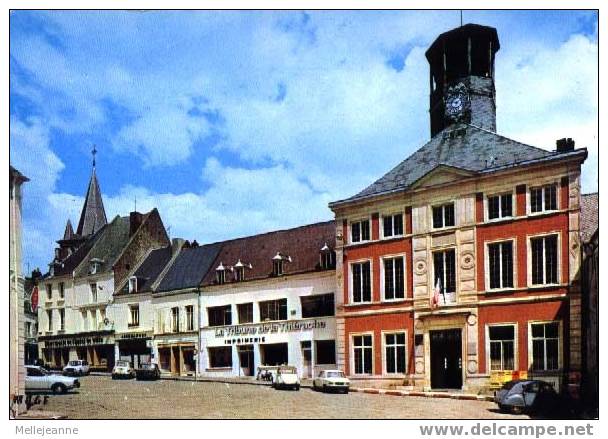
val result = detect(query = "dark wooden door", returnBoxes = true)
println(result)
[430,329,463,389]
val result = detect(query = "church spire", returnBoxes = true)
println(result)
[76,146,107,237]
[63,219,75,240]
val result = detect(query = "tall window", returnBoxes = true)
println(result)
[90,283,97,303]
[91,310,97,330]
[216,268,225,285]
[208,305,232,327]
[185,305,194,331]
[301,294,335,318]
[385,332,406,374]
[237,303,253,324]
[488,241,514,289]
[351,219,370,243]
[353,334,373,374]
[46,284,52,300]
[433,249,456,302]
[531,235,559,285]
[234,266,245,282]
[530,184,558,213]
[432,203,455,229]
[59,282,65,299]
[383,213,404,238]
[82,312,88,331]
[129,305,140,327]
[351,261,372,303]
[171,307,180,332]
[316,340,336,365]
[128,277,137,293]
[488,325,515,371]
[59,309,65,331]
[488,193,513,220]
[273,260,283,276]
[208,347,232,368]
[46,310,53,331]
[259,299,287,321]
[383,256,405,300]
[531,322,560,371]
[320,246,336,269]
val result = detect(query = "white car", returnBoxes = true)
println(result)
[26,366,81,394]
[112,360,135,379]
[313,370,350,393]
[63,359,90,376]
[272,366,300,391]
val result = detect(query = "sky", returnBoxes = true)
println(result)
[9,10,598,274]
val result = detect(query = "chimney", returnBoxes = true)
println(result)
[129,211,144,236]
[171,238,185,255]
[556,138,575,153]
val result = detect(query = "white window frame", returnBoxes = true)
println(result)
[47,310,53,332]
[216,269,225,285]
[349,216,372,244]
[46,284,52,300]
[527,232,561,287]
[528,320,563,372]
[380,211,405,239]
[128,277,137,293]
[485,323,518,372]
[431,247,458,302]
[528,182,559,215]
[90,283,98,303]
[82,311,88,331]
[171,307,180,332]
[59,282,65,299]
[349,258,373,304]
[185,305,195,331]
[430,202,456,230]
[350,332,374,376]
[273,259,283,276]
[58,308,65,331]
[380,253,407,302]
[484,238,517,292]
[485,190,515,222]
[381,330,408,376]
[129,304,140,327]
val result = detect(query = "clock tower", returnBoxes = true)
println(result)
[426,24,500,138]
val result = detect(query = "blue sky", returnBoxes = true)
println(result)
[10,10,598,273]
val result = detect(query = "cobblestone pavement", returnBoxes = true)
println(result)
[32,375,528,419]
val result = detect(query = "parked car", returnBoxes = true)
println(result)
[495,379,559,414]
[135,363,161,381]
[63,359,90,376]
[272,366,300,391]
[26,365,80,394]
[112,360,135,379]
[313,370,350,393]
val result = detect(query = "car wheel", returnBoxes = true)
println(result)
[52,383,67,394]
[323,384,327,393]
[344,388,349,394]
[511,405,524,415]
[295,385,300,391]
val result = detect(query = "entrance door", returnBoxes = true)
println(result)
[238,345,254,376]
[430,329,462,389]
[301,341,312,378]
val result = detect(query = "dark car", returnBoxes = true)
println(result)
[135,363,161,381]
[495,379,559,414]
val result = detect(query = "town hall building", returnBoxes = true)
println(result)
[329,24,588,394]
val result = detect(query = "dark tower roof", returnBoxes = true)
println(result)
[76,168,107,237]
[63,219,75,240]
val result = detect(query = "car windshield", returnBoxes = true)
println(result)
[140,363,155,370]
[279,367,296,373]
[326,371,345,378]
[68,360,81,366]
[116,361,130,367]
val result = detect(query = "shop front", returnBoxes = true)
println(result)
[154,334,197,376]
[200,317,337,379]
[115,331,153,369]
[38,331,115,371]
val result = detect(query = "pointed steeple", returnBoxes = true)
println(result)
[63,219,75,240]
[76,147,107,237]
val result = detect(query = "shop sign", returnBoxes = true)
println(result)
[214,319,327,338]
[45,336,112,348]
[119,332,150,340]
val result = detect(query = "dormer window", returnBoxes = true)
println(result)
[128,277,138,293]
[234,259,251,282]
[272,252,292,276]
[216,262,226,285]
[320,243,336,270]
[89,258,104,275]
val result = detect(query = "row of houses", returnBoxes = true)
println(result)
[35,23,597,397]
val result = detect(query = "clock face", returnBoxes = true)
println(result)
[445,83,469,120]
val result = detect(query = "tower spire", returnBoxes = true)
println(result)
[76,146,107,237]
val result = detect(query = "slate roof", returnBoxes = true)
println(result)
[580,193,599,243]
[200,221,336,287]
[157,243,223,292]
[129,246,174,293]
[52,226,105,277]
[329,123,587,207]
[72,215,131,278]
[76,168,107,237]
